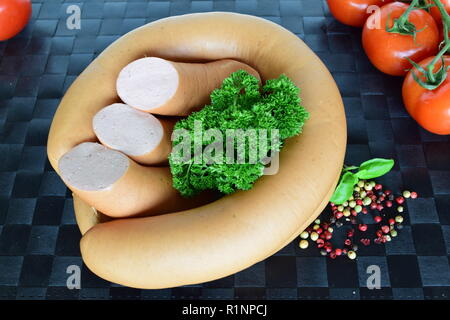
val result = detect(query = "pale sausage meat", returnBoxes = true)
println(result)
[93,103,172,165]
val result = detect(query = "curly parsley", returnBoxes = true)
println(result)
[169,70,309,197]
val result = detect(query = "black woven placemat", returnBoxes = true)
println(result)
[0,0,449,300]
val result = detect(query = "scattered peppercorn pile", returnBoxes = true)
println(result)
[299,179,418,260]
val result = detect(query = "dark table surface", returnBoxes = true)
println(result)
[0,0,449,300]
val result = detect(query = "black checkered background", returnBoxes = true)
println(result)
[0,0,449,300]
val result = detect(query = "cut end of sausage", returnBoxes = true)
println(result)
[116,57,179,112]
[93,103,164,157]
[59,142,129,191]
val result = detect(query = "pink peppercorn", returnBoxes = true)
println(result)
[388,218,395,225]
[377,204,384,211]
[381,225,390,234]
[335,248,342,256]
[386,200,393,208]
[410,192,418,199]
[316,239,324,248]
[375,184,383,190]
[374,216,382,223]
[362,208,368,214]
[358,224,368,232]
[396,196,405,204]
[344,239,352,246]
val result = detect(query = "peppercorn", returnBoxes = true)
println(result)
[385,235,392,242]
[299,240,309,249]
[313,224,320,231]
[395,215,404,223]
[358,224,368,232]
[357,180,365,188]
[385,190,392,195]
[364,183,373,191]
[328,227,334,233]
[354,205,362,214]
[410,191,418,199]
[337,205,344,212]
[396,196,404,204]
[335,211,343,219]
[314,219,321,225]
[351,209,357,217]
[381,225,390,234]
[300,231,309,239]
[360,191,367,198]
[349,200,356,208]
[397,206,404,213]
[347,229,355,237]
[376,230,383,238]
[385,200,393,208]
[376,204,384,211]
[320,249,327,256]
[344,239,352,246]
[316,239,324,248]
[375,184,382,190]
[362,208,368,214]
[370,181,376,187]
[363,197,372,206]
[390,230,397,237]
[402,190,411,199]
[335,248,342,256]
[320,233,326,240]
[343,208,351,217]
[374,216,382,223]
[329,251,337,259]
[354,186,361,192]
[324,231,333,240]
[310,232,319,242]
[370,203,378,210]
[347,251,357,260]
[388,218,395,225]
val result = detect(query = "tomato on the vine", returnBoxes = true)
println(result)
[0,0,32,41]
[402,56,450,135]
[428,0,450,27]
[327,0,394,27]
[362,2,439,76]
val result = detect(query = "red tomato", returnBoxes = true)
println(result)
[402,56,450,135]
[327,0,395,27]
[0,0,32,41]
[362,2,439,76]
[428,0,450,27]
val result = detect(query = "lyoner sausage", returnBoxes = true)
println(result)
[93,103,173,165]
[116,57,261,115]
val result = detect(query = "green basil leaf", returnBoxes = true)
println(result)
[355,158,394,180]
[330,172,358,204]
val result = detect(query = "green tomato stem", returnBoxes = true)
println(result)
[387,0,420,35]
[425,1,450,81]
